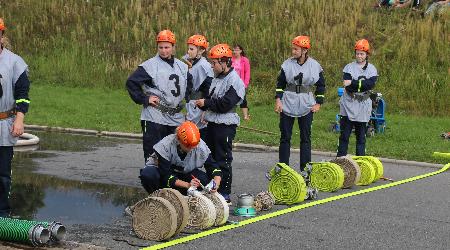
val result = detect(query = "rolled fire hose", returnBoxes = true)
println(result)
[253,191,275,212]
[0,217,50,246]
[151,188,189,235]
[267,163,307,205]
[330,156,361,188]
[204,192,229,226]
[310,162,345,192]
[184,193,217,231]
[132,196,178,241]
[355,159,376,186]
[353,156,383,181]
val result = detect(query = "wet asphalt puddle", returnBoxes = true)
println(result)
[10,131,147,225]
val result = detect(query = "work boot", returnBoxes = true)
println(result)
[220,193,232,206]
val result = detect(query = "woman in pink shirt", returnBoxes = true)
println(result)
[232,44,251,120]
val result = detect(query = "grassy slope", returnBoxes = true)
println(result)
[1,0,449,115]
[27,85,450,164]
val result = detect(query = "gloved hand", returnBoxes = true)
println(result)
[187,186,200,196]
[205,179,217,193]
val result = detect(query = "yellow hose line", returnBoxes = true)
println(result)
[433,152,450,159]
[142,163,450,250]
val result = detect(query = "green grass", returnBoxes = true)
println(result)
[1,0,449,115]
[27,85,450,164]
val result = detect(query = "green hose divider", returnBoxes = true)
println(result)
[309,162,345,192]
[143,164,450,250]
[355,159,376,186]
[0,217,50,246]
[353,156,384,181]
[433,152,450,159]
[267,163,307,205]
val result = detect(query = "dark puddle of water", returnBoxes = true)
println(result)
[9,131,147,225]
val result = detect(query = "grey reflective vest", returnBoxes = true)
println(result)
[204,70,245,125]
[339,61,378,122]
[0,49,28,146]
[186,57,213,129]
[153,134,210,173]
[281,57,323,117]
[139,55,188,126]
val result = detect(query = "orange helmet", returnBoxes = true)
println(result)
[156,30,176,44]
[354,39,370,54]
[292,36,311,49]
[187,35,209,49]
[177,121,200,149]
[0,18,6,31]
[208,44,232,59]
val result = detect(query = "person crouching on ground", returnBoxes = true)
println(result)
[139,121,222,195]
[195,44,245,204]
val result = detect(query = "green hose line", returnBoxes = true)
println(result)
[355,159,376,186]
[353,156,383,181]
[310,162,345,192]
[268,163,307,205]
[433,152,450,159]
[0,217,50,246]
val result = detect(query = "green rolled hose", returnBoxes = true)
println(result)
[268,163,307,205]
[309,162,344,192]
[353,156,383,181]
[0,217,50,246]
[355,159,376,185]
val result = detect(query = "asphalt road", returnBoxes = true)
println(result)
[3,133,449,249]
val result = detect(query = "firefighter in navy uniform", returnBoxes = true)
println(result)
[195,44,245,204]
[0,18,31,217]
[337,39,378,157]
[126,30,193,162]
[275,35,326,171]
[139,121,222,194]
[184,35,214,142]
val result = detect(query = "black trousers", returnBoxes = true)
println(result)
[199,127,208,144]
[337,116,367,157]
[141,120,177,162]
[139,164,209,195]
[205,122,236,195]
[0,146,13,217]
[279,111,313,171]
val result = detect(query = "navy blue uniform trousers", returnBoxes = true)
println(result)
[337,115,367,157]
[0,146,13,217]
[141,120,176,162]
[279,111,313,171]
[205,122,236,195]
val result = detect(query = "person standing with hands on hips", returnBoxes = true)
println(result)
[275,35,325,172]
[337,39,378,157]
[126,29,193,162]
[0,18,31,217]
[195,44,245,204]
